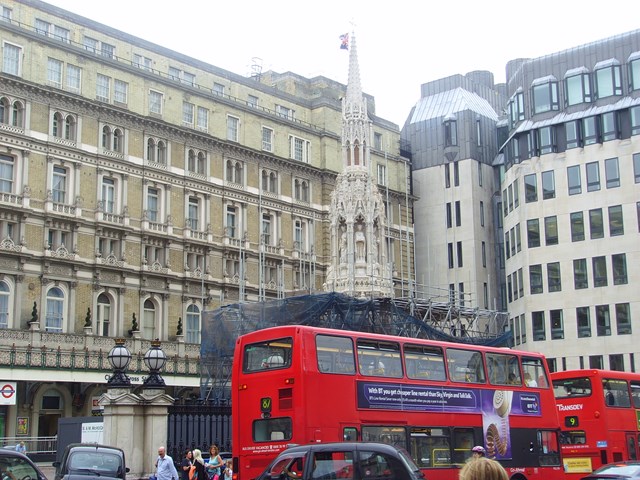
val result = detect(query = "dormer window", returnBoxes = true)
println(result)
[594,59,622,98]
[531,76,559,114]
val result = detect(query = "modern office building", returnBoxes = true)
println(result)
[0,0,413,438]
[404,29,640,371]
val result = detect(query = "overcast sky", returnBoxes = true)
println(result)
[44,0,639,126]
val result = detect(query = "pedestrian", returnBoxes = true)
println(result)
[155,446,179,480]
[471,445,486,459]
[15,441,26,454]
[180,449,193,480]
[223,460,233,480]
[192,450,207,480]
[205,445,223,480]
[460,457,508,480]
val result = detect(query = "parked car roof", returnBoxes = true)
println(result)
[0,448,48,480]
[582,461,640,480]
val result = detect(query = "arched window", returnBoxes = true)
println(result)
[147,138,156,162]
[45,287,64,333]
[102,125,112,149]
[157,141,166,164]
[41,388,63,410]
[143,299,156,339]
[186,304,200,344]
[97,293,111,336]
[0,97,8,123]
[226,160,234,182]
[269,172,277,193]
[188,149,196,172]
[52,112,63,137]
[64,115,76,141]
[234,163,242,183]
[0,281,10,329]
[197,152,205,174]
[11,100,24,127]
[113,128,123,152]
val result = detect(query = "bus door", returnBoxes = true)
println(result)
[626,433,639,460]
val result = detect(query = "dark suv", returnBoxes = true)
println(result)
[0,448,47,480]
[53,443,129,480]
[256,442,423,480]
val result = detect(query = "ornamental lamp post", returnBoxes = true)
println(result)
[107,338,132,387]
[143,339,167,388]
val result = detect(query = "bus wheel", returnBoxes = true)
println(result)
[510,473,527,480]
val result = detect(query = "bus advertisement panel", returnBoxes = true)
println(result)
[551,369,640,479]
[232,326,563,480]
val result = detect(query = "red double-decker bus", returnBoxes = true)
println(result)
[232,325,563,480]
[551,369,640,478]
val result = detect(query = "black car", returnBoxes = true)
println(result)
[582,462,640,480]
[256,442,423,480]
[0,448,47,480]
[53,443,129,480]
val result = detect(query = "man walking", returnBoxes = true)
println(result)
[155,446,179,480]
[15,442,26,454]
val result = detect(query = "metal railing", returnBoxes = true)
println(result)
[1,436,57,455]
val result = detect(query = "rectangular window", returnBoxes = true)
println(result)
[615,303,631,335]
[133,53,153,70]
[596,305,611,336]
[550,310,564,340]
[601,112,618,141]
[444,163,450,188]
[96,74,110,102]
[377,164,387,186]
[603,157,620,189]
[276,105,294,120]
[146,188,159,222]
[633,107,640,136]
[262,127,273,152]
[100,42,115,59]
[538,126,555,154]
[482,241,486,268]
[589,356,603,369]
[544,216,558,245]
[508,185,514,212]
[595,65,622,98]
[592,256,608,287]
[2,42,22,76]
[631,58,640,91]
[532,311,546,341]
[527,219,540,248]
[505,232,510,260]
[516,223,522,252]
[589,208,604,239]
[480,201,485,227]
[573,258,588,289]
[182,102,194,126]
[570,212,585,241]
[52,166,67,203]
[47,57,62,87]
[66,64,81,93]
[518,268,524,297]
[586,161,600,191]
[634,153,640,183]
[478,162,483,186]
[547,262,561,292]
[374,132,383,150]
[612,253,627,285]
[565,73,591,106]
[456,241,463,268]
[227,116,239,142]
[567,165,581,195]
[447,243,454,269]
[446,203,452,228]
[608,205,624,236]
[213,82,225,95]
[577,307,591,338]
[542,170,555,199]
[444,119,457,146]
[532,81,559,114]
[529,264,543,294]
[247,94,258,108]
[583,116,599,145]
[455,201,461,227]
[149,90,163,115]
[187,196,199,230]
[524,174,537,202]
[565,120,581,149]
[197,106,208,130]
[114,79,127,104]
[453,161,459,186]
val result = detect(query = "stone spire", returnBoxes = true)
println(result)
[324,32,393,298]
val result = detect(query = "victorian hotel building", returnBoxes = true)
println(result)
[0,0,413,438]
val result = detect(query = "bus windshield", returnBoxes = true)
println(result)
[552,376,592,398]
[242,337,292,372]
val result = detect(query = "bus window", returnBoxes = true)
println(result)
[486,352,521,386]
[522,357,548,387]
[404,344,446,381]
[446,348,486,383]
[452,428,475,464]
[552,377,591,399]
[603,379,631,407]
[357,340,402,378]
[362,426,407,449]
[243,337,292,373]
[631,381,640,408]
[409,427,451,468]
[316,334,356,374]
[253,417,292,442]
[560,430,586,444]
[537,430,561,466]
[343,427,359,441]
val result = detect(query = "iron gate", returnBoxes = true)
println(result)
[167,403,232,459]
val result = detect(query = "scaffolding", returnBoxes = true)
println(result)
[200,292,511,402]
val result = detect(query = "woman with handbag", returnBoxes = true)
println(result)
[205,445,223,480]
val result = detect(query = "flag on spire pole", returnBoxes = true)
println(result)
[339,33,349,50]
